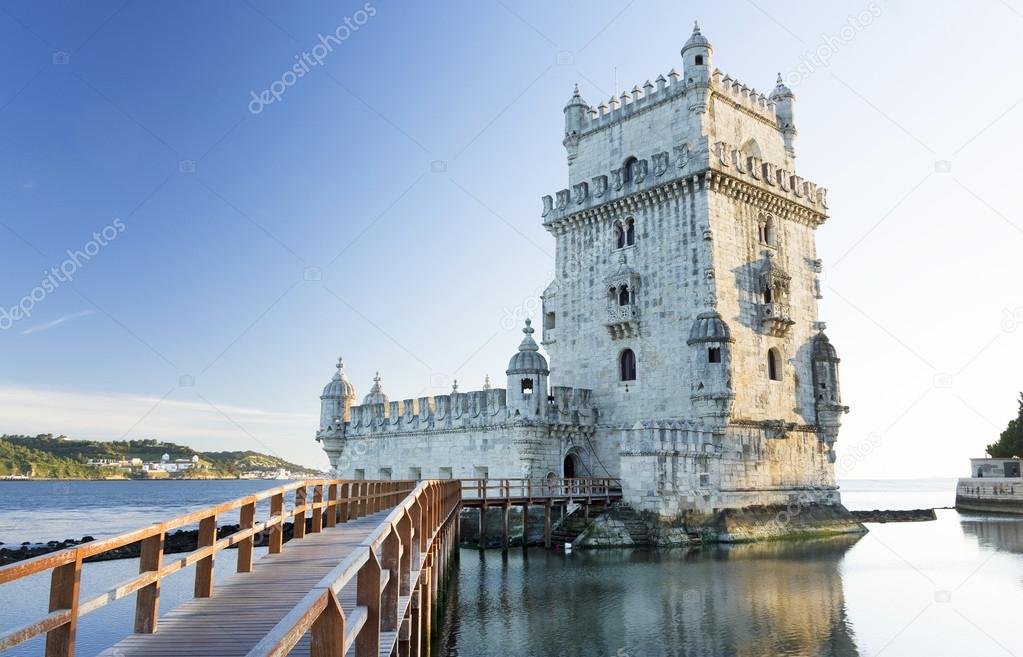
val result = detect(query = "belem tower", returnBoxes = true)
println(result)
[316,24,854,527]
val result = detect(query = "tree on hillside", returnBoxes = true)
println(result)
[987,392,1023,459]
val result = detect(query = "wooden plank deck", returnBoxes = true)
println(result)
[99,509,394,657]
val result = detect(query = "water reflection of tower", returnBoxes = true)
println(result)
[636,538,861,657]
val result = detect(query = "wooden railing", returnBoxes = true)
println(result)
[0,479,414,657]
[247,479,460,657]
[459,477,621,505]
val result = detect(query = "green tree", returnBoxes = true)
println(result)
[987,392,1023,458]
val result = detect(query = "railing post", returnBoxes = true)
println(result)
[355,550,381,657]
[327,483,338,528]
[380,527,401,632]
[194,513,217,598]
[339,482,350,523]
[312,484,324,533]
[238,500,256,573]
[397,510,413,596]
[310,589,346,657]
[269,493,284,554]
[134,530,164,633]
[295,486,308,539]
[44,552,82,657]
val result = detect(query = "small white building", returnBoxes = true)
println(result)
[968,458,1021,479]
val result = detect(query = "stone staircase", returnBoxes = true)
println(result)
[604,505,654,545]
[550,505,598,545]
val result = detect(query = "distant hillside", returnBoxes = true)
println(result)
[0,434,324,480]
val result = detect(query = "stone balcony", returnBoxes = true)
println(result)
[606,304,640,339]
[758,302,794,336]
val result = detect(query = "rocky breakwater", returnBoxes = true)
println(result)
[0,519,318,566]
[850,508,937,523]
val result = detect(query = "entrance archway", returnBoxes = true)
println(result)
[563,452,577,479]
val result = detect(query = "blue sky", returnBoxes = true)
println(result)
[0,0,1021,477]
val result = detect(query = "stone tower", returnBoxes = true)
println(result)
[540,22,847,515]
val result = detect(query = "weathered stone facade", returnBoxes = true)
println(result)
[316,24,851,523]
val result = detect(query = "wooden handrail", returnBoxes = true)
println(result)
[245,480,461,657]
[0,478,417,656]
[1,476,609,656]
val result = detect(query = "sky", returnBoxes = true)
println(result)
[0,0,1021,479]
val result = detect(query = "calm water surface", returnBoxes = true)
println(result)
[1,478,1019,657]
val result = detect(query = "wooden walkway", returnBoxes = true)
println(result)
[0,478,611,657]
[99,510,391,657]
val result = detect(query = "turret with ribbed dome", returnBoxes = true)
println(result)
[506,319,549,419]
[681,21,712,112]
[770,72,798,157]
[563,83,589,162]
[362,371,389,406]
[319,357,356,430]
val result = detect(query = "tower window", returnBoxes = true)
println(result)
[521,378,534,394]
[623,157,637,184]
[544,312,556,330]
[613,221,625,249]
[620,349,637,381]
[708,347,721,363]
[764,286,773,303]
[618,284,630,306]
[694,55,704,65]
[767,348,781,381]
[625,218,636,246]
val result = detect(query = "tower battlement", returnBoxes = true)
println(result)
[320,380,597,439]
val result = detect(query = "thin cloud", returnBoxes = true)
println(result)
[0,384,325,469]
[21,310,96,335]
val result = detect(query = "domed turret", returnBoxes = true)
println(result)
[681,21,713,113]
[811,331,848,462]
[770,73,797,158]
[320,357,357,430]
[687,311,734,424]
[507,319,549,375]
[563,83,589,161]
[687,311,733,345]
[506,319,549,419]
[362,371,389,406]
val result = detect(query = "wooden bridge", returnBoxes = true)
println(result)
[0,477,620,657]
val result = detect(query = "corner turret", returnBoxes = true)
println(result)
[317,357,357,472]
[811,331,848,462]
[563,83,588,162]
[770,73,797,158]
[687,311,735,425]
[506,319,549,419]
[681,21,712,113]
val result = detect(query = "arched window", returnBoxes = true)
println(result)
[620,349,637,381]
[625,218,636,246]
[544,312,556,330]
[521,378,534,394]
[618,284,630,306]
[613,221,625,249]
[623,157,637,184]
[608,286,617,304]
[767,348,781,381]
[764,285,773,304]
[762,216,776,246]
[708,347,722,363]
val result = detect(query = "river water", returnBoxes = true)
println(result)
[2,478,1021,657]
